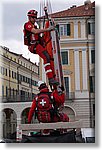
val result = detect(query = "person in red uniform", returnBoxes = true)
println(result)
[51,86,69,122]
[28,81,69,124]
[23,10,59,86]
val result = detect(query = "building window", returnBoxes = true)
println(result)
[13,88,15,96]
[88,22,95,35]
[91,50,95,64]
[2,85,4,96]
[9,87,11,96]
[61,51,68,65]
[89,76,95,93]
[11,71,16,79]
[23,76,25,82]
[14,58,16,62]
[6,86,8,96]
[26,77,27,83]
[19,74,22,82]
[9,70,11,77]
[0,67,7,76]
[0,67,2,74]
[59,24,70,36]
[12,71,13,78]
[6,69,7,76]
[56,24,60,35]
[14,72,17,79]
[64,77,69,96]
[93,104,95,116]
[1,67,4,75]
[12,71,14,78]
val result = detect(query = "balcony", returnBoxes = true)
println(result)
[1,92,75,103]
[0,95,34,103]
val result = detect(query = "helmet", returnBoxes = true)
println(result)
[38,81,47,90]
[27,10,38,17]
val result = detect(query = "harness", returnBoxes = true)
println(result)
[24,23,51,48]
[24,23,40,47]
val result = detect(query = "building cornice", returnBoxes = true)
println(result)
[60,38,95,44]
[54,16,95,22]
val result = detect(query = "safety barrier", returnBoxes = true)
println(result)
[16,120,83,141]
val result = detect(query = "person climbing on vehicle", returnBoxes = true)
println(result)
[23,10,59,86]
[28,81,69,124]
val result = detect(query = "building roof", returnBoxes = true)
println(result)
[0,46,38,67]
[50,1,95,18]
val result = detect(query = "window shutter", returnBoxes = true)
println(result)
[64,77,69,96]
[89,76,93,93]
[56,24,60,37]
[88,22,91,34]
[67,24,70,36]
[56,24,59,32]
[2,85,4,96]
[91,50,95,64]
[61,51,68,65]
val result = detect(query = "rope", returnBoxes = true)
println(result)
[39,0,52,16]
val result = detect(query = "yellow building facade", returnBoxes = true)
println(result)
[39,1,95,127]
[0,46,39,101]
[0,1,95,139]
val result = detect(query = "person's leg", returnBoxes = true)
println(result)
[36,44,59,85]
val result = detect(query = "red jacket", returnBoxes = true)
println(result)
[24,21,39,45]
[28,87,65,123]
[52,89,65,107]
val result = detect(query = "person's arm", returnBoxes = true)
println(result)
[28,99,36,123]
[31,26,55,34]
[53,89,65,104]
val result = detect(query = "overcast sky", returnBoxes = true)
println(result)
[0,0,95,63]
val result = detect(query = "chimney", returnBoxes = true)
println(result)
[70,5,77,9]
[84,0,91,5]
[84,0,91,10]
